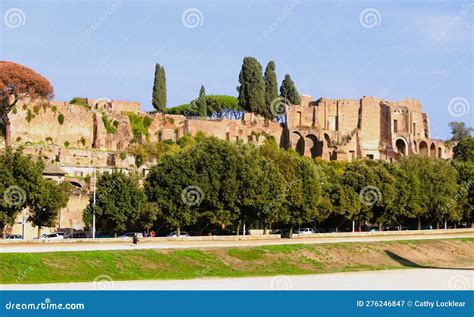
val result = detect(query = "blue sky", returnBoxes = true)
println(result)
[1,0,472,139]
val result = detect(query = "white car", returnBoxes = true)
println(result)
[39,233,64,240]
[167,231,190,237]
[295,228,315,235]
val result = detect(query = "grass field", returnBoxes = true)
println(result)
[2,238,473,284]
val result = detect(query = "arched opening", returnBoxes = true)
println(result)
[306,134,323,158]
[430,143,436,157]
[419,141,428,155]
[438,147,442,159]
[395,138,407,156]
[293,132,305,156]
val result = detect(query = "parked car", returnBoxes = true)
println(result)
[66,232,88,239]
[119,232,143,239]
[39,233,64,240]
[167,231,190,237]
[55,232,70,238]
[294,228,315,235]
[6,234,23,240]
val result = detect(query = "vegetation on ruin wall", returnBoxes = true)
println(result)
[127,112,152,143]
[101,113,117,134]
[69,97,88,107]
[1,238,472,284]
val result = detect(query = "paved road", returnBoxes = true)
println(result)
[2,269,472,290]
[1,232,473,253]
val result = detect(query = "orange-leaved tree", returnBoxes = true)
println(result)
[0,61,54,146]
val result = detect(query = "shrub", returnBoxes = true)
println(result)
[119,152,127,160]
[33,105,41,115]
[80,137,86,147]
[26,109,35,123]
[12,107,17,114]
[52,106,57,113]
[58,113,65,125]
[15,136,21,142]
[64,141,70,147]
[70,97,88,107]
[101,113,116,134]
[127,113,152,143]
[45,137,53,143]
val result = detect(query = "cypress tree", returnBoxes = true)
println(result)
[197,85,207,118]
[237,57,265,116]
[152,64,167,112]
[264,61,278,119]
[280,74,301,105]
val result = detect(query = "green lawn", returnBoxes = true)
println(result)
[1,238,473,284]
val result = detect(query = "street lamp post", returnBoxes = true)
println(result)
[92,168,96,239]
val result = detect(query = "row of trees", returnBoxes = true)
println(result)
[0,148,70,238]
[83,133,474,236]
[153,57,301,120]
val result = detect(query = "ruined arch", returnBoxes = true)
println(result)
[306,134,323,158]
[419,141,428,155]
[430,143,436,157]
[395,138,407,156]
[292,131,305,156]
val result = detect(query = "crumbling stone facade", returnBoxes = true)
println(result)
[6,94,452,173]
[2,95,452,236]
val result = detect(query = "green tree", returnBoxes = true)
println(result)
[452,161,474,227]
[264,61,278,119]
[453,136,474,162]
[400,156,460,229]
[145,151,201,236]
[387,164,423,229]
[152,63,166,112]
[341,161,381,231]
[237,57,266,115]
[280,74,301,105]
[0,148,45,237]
[28,180,70,238]
[449,121,473,141]
[84,171,156,236]
[197,85,207,118]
